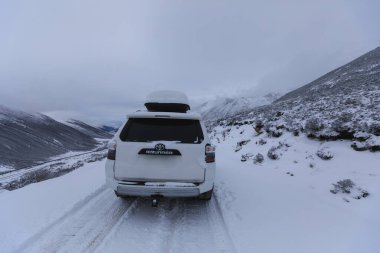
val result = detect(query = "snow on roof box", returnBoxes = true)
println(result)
[144,90,190,113]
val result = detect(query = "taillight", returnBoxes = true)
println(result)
[205,144,215,163]
[107,140,117,160]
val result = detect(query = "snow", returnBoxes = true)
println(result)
[145,90,190,105]
[0,161,105,252]
[1,124,380,252]
[212,124,380,253]
[0,165,13,173]
[0,104,47,123]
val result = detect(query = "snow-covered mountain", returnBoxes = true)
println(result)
[0,105,110,170]
[214,46,380,151]
[99,125,119,134]
[65,119,113,139]
[193,93,281,122]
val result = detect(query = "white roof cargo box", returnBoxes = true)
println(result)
[144,90,190,113]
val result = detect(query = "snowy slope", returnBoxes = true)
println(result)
[211,124,380,253]
[214,47,380,151]
[99,125,119,134]
[65,119,112,139]
[0,105,108,170]
[193,93,280,122]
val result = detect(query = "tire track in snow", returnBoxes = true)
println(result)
[97,196,236,253]
[16,187,137,253]
[207,195,237,253]
[16,188,236,253]
[95,198,186,253]
[166,197,236,253]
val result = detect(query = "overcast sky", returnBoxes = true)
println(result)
[1,0,380,124]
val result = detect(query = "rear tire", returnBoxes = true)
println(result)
[199,187,213,200]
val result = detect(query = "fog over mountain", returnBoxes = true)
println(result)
[194,93,281,122]
[1,0,380,124]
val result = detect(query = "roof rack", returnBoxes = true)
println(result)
[144,90,190,113]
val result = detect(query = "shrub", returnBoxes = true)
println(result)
[235,140,250,152]
[267,146,280,160]
[332,112,353,134]
[253,153,264,164]
[305,118,324,135]
[241,153,253,162]
[257,138,267,145]
[368,122,380,136]
[330,179,355,194]
[316,147,334,160]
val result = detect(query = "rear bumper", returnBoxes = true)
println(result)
[105,159,215,198]
[116,183,200,197]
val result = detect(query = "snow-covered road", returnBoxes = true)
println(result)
[18,186,129,253]
[16,187,235,253]
[97,193,235,253]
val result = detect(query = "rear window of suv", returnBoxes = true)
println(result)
[120,118,204,144]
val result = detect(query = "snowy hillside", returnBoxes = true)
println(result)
[99,125,119,134]
[0,105,109,171]
[65,119,112,139]
[193,93,280,122]
[213,47,380,151]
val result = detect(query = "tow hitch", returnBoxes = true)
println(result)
[151,195,161,207]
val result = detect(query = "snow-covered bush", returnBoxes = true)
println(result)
[221,128,231,140]
[268,127,283,138]
[353,131,371,141]
[368,122,380,136]
[330,179,355,194]
[264,122,284,138]
[351,135,380,151]
[316,147,334,160]
[331,112,354,137]
[235,140,250,152]
[266,142,289,160]
[257,138,267,145]
[267,146,280,160]
[330,179,370,200]
[255,119,264,130]
[241,153,254,162]
[305,118,324,136]
[253,153,264,164]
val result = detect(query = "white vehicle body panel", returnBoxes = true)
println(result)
[114,141,205,182]
[105,111,215,198]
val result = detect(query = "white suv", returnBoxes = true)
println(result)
[105,91,215,200]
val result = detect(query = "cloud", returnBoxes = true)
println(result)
[0,0,379,123]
